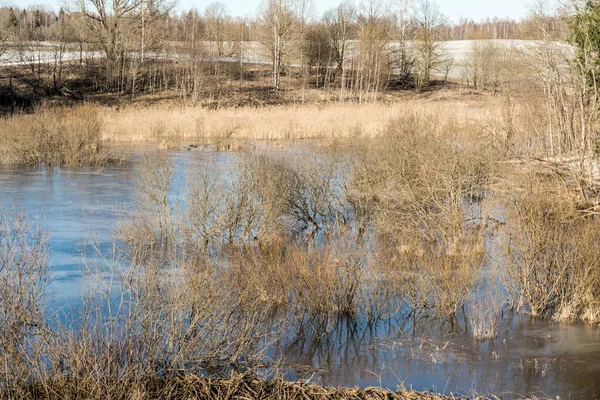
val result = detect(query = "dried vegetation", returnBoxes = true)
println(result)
[0,105,118,166]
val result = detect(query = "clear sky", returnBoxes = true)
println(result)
[9,0,531,22]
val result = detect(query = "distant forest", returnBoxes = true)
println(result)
[0,4,566,44]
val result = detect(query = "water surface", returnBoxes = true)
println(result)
[1,145,599,399]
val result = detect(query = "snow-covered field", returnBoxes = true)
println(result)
[0,48,104,67]
[0,39,569,82]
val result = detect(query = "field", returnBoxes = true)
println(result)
[0,39,549,83]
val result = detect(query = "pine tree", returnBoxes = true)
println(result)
[570,1,600,90]
[7,8,19,29]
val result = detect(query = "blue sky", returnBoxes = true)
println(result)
[11,0,531,22]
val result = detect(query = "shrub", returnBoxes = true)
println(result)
[0,105,117,167]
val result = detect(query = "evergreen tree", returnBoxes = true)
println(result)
[7,8,19,29]
[570,1,600,90]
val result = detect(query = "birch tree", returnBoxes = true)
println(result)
[257,0,299,90]
[75,0,172,89]
[355,0,392,101]
[323,1,356,84]
[413,0,447,91]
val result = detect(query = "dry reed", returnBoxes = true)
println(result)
[0,105,118,166]
[14,373,462,400]
[97,91,501,142]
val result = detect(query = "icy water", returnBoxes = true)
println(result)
[1,146,600,399]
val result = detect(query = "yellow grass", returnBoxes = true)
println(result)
[100,91,501,143]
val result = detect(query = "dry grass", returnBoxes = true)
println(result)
[467,286,503,340]
[16,373,464,400]
[102,102,398,142]
[0,88,508,155]
[0,105,118,166]
[98,90,502,142]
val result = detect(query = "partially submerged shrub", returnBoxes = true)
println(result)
[349,112,493,243]
[501,184,600,322]
[120,155,175,263]
[0,105,117,167]
[348,113,493,317]
[0,211,50,396]
[381,230,485,319]
[467,286,504,340]
[222,225,375,324]
[176,150,351,258]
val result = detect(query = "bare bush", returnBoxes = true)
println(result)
[120,154,175,263]
[348,112,494,317]
[501,182,600,322]
[0,105,116,166]
[282,153,350,237]
[349,112,493,242]
[501,191,575,316]
[221,223,373,324]
[389,231,485,318]
[0,210,50,396]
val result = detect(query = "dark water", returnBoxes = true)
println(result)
[1,146,599,399]
[281,314,600,399]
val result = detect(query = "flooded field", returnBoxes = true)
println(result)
[1,144,600,399]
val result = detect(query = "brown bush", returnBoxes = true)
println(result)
[0,210,50,397]
[0,105,117,166]
[501,183,600,322]
[349,112,494,242]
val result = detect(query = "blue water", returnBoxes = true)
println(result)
[1,145,599,399]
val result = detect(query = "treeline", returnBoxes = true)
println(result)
[0,5,566,44]
[0,0,567,104]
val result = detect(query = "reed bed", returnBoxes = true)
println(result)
[102,103,404,142]
[0,89,505,167]
[0,105,118,166]
[99,93,498,142]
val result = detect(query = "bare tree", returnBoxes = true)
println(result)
[354,0,392,101]
[204,1,230,81]
[323,1,356,98]
[297,0,314,97]
[0,10,9,60]
[205,2,229,59]
[76,0,137,84]
[389,0,415,83]
[257,0,299,90]
[303,23,332,87]
[464,40,509,93]
[75,0,173,90]
[413,0,448,91]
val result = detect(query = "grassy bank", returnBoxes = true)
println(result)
[18,373,461,400]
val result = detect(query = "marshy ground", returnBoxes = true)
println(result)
[2,40,600,399]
